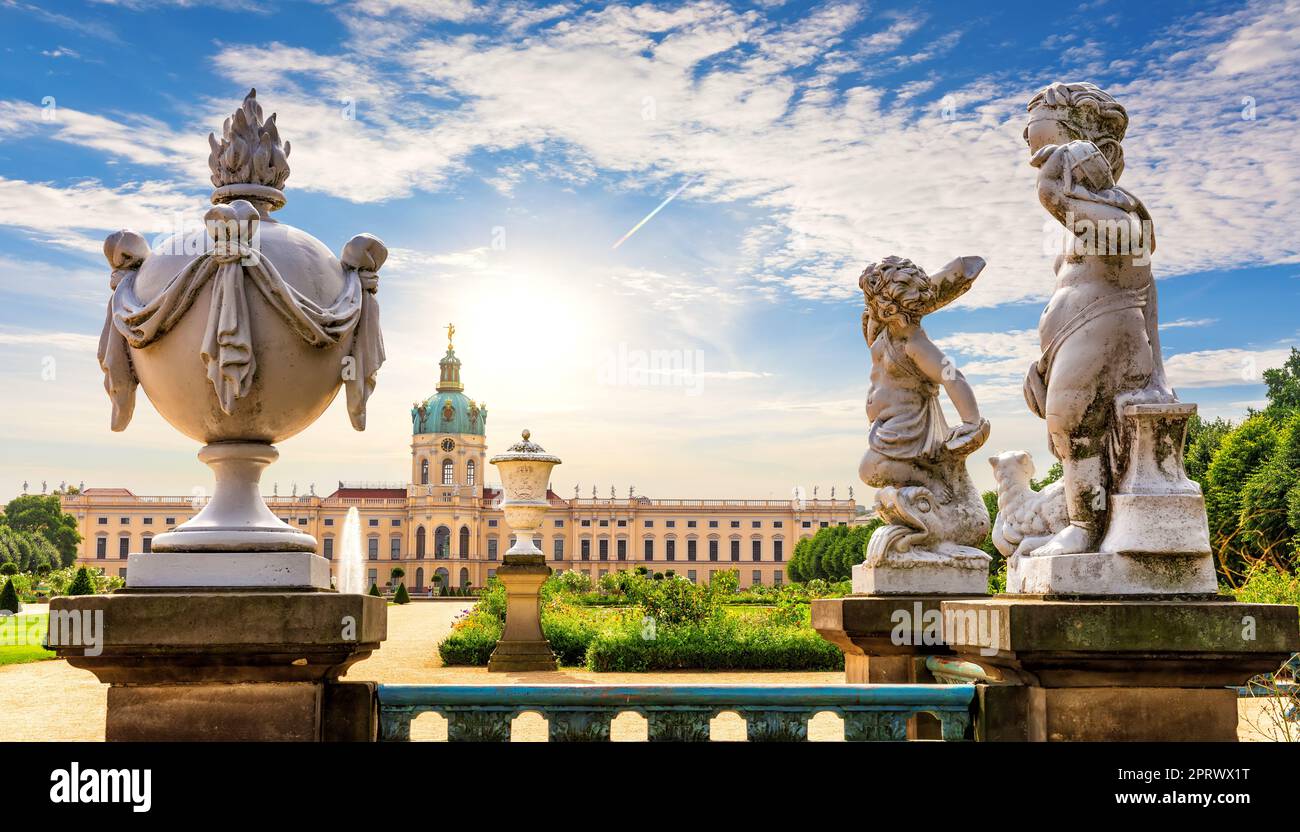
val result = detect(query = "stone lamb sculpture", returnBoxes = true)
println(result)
[988,451,1069,560]
[854,255,992,595]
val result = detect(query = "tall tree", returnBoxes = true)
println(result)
[1262,347,1300,415]
[2,495,80,567]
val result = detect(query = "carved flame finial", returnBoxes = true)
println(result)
[208,89,291,210]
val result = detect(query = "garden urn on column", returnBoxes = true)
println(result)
[488,430,561,672]
[49,90,389,742]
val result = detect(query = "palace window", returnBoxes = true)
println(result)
[752,570,762,586]
[801,520,812,529]
[752,540,762,561]
[581,519,591,527]
[165,517,176,526]
[644,520,654,528]
[774,540,784,562]
[420,459,429,484]
[617,539,627,561]
[752,520,761,528]
[390,538,401,559]
[774,570,784,586]
[730,520,740,528]
[120,517,129,525]
[686,520,697,528]
[708,520,718,528]
[488,519,498,527]
[730,540,740,562]
[554,520,564,528]
[415,526,426,558]
[708,540,718,561]
[599,539,609,561]
[141,535,152,554]
[820,521,829,528]
[666,540,676,561]
[553,538,564,560]
[442,459,454,486]
[687,540,697,561]
[617,519,626,527]
[466,460,476,486]
[118,536,130,558]
[97,517,107,525]
[367,538,379,560]
[369,518,378,527]
[324,518,334,526]
[581,539,591,561]
[773,521,783,529]
[488,538,499,561]
[643,539,653,561]
[392,519,401,527]
[142,517,153,525]
[323,537,334,559]
[95,537,106,559]
[434,526,450,559]
[666,520,676,528]
[459,526,471,559]
[599,520,608,527]
[686,570,697,584]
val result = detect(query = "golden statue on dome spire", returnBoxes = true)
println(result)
[446,322,455,350]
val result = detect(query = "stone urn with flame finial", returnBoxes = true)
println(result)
[96,89,388,589]
[488,430,562,671]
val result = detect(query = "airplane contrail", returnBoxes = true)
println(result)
[611,174,701,250]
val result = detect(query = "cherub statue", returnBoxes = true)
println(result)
[1021,81,1177,557]
[857,255,992,579]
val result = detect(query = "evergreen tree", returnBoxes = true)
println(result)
[1,494,81,566]
[393,582,411,604]
[0,577,20,613]
[66,567,96,596]
[368,582,381,597]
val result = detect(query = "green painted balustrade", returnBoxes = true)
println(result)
[377,683,975,742]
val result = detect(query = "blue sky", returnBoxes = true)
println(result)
[1,0,1298,501]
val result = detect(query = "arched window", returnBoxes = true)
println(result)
[459,525,471,559]
[459,566,470,588]
[434,525,451,559]
[415,567,424,590]
[466,459,476,487]
[415,526,426,558]
[420,459,429,484]
[442,459,455,486]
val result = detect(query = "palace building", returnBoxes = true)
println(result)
[61,335,859,592]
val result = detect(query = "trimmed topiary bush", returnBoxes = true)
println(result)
[368,582,381,597]
[394,583,411,604]
[0,577,21,613]
[66,567,96,596]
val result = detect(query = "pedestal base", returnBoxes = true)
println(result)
[852,560,989,595]
[1007,550,1217,596]
[488,554,557,672]
[49,591,387,741]
[127,550,332,590]
[940,597,1299,741]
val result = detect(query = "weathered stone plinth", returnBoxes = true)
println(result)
[852,561,989,595]
[813,594,984,738]
[50,590,386,741]
[488,554,557,672]
[940,597,1299,741]
[1008,550,1217,596]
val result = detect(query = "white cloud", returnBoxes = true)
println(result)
[1165,346,1294,388]
[1159,317,1218,330]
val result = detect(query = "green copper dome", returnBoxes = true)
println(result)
[411,339,487,435]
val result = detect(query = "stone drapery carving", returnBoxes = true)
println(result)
[97,201,386,431]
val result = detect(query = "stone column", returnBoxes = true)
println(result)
[488,430,561,672]
[61,89,390,741]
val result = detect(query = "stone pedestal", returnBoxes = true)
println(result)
[488,555,557,672]
[852,561,988,595]
[813,594,984,739]
[940,597,1299,741]
[49,591,386,741]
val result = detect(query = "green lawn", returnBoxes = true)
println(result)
[0,615,55,666]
